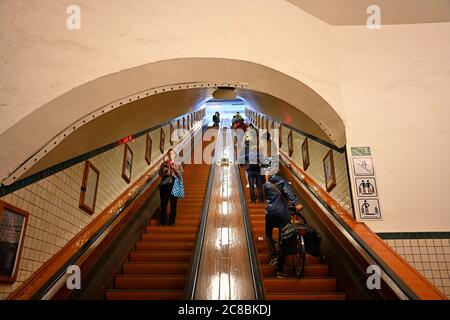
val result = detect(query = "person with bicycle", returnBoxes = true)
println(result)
[263,174,303,278]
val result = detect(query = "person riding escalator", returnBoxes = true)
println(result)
[264,174,303,278]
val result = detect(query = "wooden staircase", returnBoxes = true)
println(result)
[239,167,346,300]
[105,140,211,300]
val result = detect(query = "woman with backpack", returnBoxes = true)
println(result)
[158,148,184,226]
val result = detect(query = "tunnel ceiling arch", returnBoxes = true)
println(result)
[0,58,346,185]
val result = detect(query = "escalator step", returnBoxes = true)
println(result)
[129,251,192,262]
[105,290,185,300]
[122,262,189,275]
[264,277,337,293]
[115,275,187,290]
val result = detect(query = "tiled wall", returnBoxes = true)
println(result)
[283,127,353,217]
[380,233,450,298]
[0,116,199,299]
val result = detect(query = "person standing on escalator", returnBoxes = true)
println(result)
[264,174,303,278]
[158,148,184,226]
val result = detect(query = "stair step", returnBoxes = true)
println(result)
[149,219,199,227]
[265,292,346,300]
[264,277,337,293]
[146,226,197,234]
[141,234,196,242]
[115,275,187,290]
[258,254,322,265]
[105,290,185,300]
[122,262,189,275]
[135,242,194,251]
[260,264,328,277]
[129,251,192,262]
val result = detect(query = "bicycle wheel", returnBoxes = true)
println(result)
[291,236,306,277]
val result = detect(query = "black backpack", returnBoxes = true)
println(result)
[298,223,323,257]
[279,222,323,257]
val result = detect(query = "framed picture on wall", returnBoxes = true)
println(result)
[323,150,337,192]
[160,126,165,154]
[79,160,100,215]
[279,124,282,148]
[302,138,310,171]
[121,144,134,184]
[145,134,152,165]
[0,201,29,283]
[170,123,174,146]
[287,130,294,157]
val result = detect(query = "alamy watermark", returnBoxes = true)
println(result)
[366,264,381,290]
[66,265,81,290]
[367,5,381,30]
[66,5,81,30]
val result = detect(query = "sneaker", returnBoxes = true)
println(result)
[276,272,288,279]
[269,257,278,266]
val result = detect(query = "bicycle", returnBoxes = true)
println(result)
[279,206,308,278]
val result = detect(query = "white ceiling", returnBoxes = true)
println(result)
[287,0,450,25]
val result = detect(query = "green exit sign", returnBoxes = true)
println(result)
[351,147,371,156]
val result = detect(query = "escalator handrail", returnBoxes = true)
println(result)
[234,164,265,300]
[278,153,420,300]
[184,127,217,300]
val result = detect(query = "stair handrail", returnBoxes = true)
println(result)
[184,127,218,300]
[234,164,265,300]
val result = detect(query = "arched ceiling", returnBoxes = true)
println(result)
[0,58,346,186]
[287,0,450,25]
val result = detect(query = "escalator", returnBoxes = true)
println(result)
[238,167,347,300]
[105,138,211,300]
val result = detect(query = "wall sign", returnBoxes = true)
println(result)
[358,199,381,219]
[350,146,382,220]
[352,157,374,176]
[355,177,378,197]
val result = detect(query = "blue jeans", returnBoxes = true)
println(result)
[248,170,263,202]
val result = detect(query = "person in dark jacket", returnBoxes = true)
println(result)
[264,174,303,277]
[212,112,220,126]
[158,148,184,226]
[246,147,263,203]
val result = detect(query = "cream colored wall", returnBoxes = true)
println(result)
[332,23,450,232]
[0,0,344,134]
[0,117,197,299]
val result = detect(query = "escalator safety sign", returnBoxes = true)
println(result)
[358,199,381,219]
[350,147,382,220]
